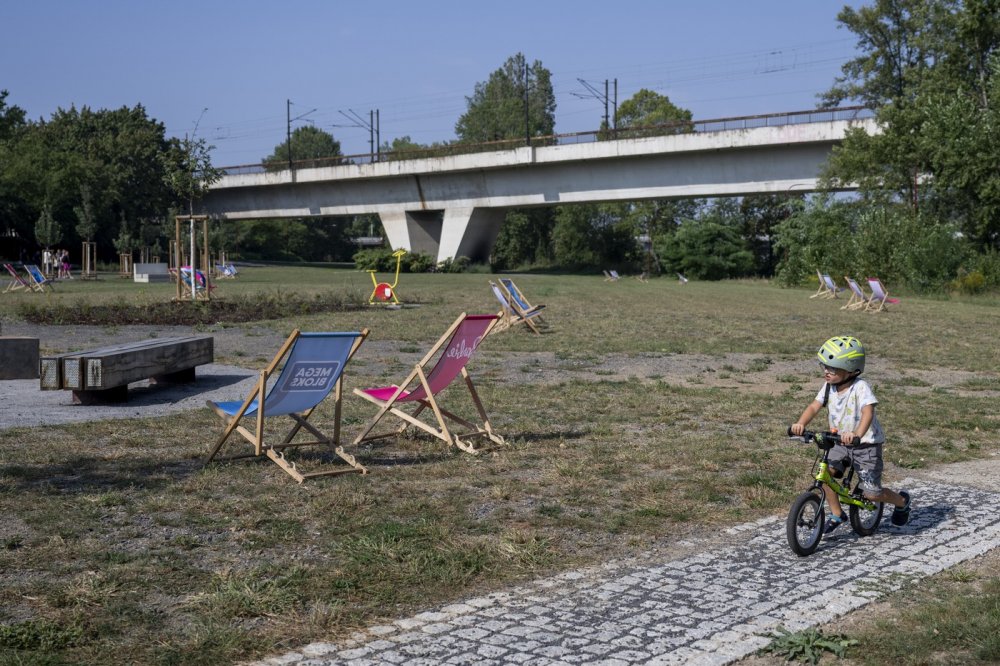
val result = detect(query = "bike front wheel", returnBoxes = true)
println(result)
[849,499,884,536]
[787,491,824,557]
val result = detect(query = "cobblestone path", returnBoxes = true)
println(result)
[256,479,999,665]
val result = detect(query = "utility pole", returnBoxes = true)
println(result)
[336,109,380,162]
[574,78,618,132]
[286,100,316,171]
[524,60,530,146]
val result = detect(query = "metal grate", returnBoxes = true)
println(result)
[86,359,103,389]
[62,359,82,389]
[39,359,61,389]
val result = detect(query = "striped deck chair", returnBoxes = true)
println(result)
[3,263,30,293]
[24,264,54,292]
[500,278,547,329]
[865,277,900,313]
[348,312,504,456]
[205,328,369,482]
[841,277,869,311]
[489,281,542,335]
[810,272,840,299]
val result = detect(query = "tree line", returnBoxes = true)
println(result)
[3,1,999,292]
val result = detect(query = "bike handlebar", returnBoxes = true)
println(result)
[786,427,861,448]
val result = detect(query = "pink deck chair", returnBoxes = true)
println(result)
[3,263,30,293]
[349,312,505,455]
[865,277,900,313]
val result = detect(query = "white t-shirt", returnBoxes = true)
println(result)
[814,378,884,444]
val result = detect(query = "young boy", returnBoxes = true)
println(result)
[790,336,911,535]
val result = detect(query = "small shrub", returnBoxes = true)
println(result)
[951,270,986,295]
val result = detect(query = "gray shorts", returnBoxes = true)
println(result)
[829,442,884,494]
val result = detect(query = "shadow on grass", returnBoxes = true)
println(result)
[0,455,202,493]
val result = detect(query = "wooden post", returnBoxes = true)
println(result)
[119,253,133,278]
[81,241,97,280]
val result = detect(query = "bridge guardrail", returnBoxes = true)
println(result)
[219,106,873,176]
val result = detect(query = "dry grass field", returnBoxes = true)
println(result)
[1,267,998,664]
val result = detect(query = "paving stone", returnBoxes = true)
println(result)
[250,480,999,665]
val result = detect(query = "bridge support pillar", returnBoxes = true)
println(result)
[378,207,505,264]
[440,207,505,264]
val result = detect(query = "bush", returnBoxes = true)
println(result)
[353,248,436,273]
[436,256,471,273]
[16,291,367,326]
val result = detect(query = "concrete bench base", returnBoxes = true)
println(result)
[0,337,40,379]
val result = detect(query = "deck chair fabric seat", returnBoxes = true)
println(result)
[24,264,53,292]
[349,312,504,456]
[206,328,369,482]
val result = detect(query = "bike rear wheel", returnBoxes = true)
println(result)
[787,491,824,556]
[849,499,884,536]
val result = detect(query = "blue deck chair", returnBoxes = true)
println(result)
[24,264,53,293]
[500,278,545,322]
[489,281,542,335]
[498,278,547,333]
[206,328,369,482]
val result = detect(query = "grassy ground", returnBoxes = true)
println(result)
[1,268,998,665]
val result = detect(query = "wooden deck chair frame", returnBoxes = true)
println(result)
[205,328,369,482]
[3,263,30,293]
[348,312,504,457]
[24,264,53,293]
[841,277,869,311]
[499,278,547,330]
[865,277,899,313]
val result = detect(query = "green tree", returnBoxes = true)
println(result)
[614,89,693,138]
[263,125,343,171]
[0,90,29,257]
[162,133,223,218]
[655,200,754,280]
[34,202,62,249]
[739,194,802,277]
[3,104,176,259]
[74,183,98,241]
[490,210,555,270]
[823,0,1000,253]
[455,53,556,144]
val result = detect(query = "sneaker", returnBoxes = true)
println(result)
[824,513,847,535]
[891,490,912,526]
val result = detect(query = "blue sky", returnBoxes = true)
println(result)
[3,1,862,166]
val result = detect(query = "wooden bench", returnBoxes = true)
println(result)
[39,336,214,404]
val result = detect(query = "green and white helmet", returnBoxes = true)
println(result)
[817,336,866,374]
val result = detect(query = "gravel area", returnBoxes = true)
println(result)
[2,321,998,431]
